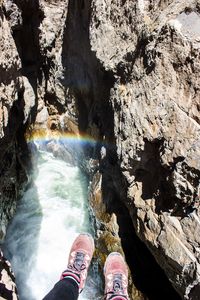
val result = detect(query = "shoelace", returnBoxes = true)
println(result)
[113,274,123,292]
[69,252,86,273]
[105,274,128,300]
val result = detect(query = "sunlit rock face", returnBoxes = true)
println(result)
[89,1,200,299]
[0,4,34,241]
[0,0,200,299]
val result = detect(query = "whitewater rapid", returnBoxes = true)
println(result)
[3,149,101,299]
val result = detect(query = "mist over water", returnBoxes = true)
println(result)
[3,148,102,299]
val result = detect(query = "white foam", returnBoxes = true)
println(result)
[3,150,100,299]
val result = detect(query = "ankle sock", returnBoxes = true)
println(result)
[107,295,128,300]
[61,270,80,287]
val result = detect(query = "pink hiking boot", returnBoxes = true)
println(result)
[61,233,95,293]
[104,252,130,300]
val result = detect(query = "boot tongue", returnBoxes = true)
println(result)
[113,274,123,292]
[73,252,85,271]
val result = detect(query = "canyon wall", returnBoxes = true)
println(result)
[89,1,200,299]
[0,2,34,241]
[0,0,200,299]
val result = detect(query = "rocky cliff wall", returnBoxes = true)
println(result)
[0,0,199,299]
[0,3,34,241]
[0,3,35,297]
[88,1,200,299]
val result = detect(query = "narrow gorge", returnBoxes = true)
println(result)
[0,1,200,300]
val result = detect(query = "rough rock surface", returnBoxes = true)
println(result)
[0,3,34,297]
[0,3,33,241]
[0,251,18,299]
[89,1,200,299]
[0,0,200,300]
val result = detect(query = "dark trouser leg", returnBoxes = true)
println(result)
[43,278,79,300]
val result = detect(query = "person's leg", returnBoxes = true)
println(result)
[104,252,130,300]
[43,233,95,300]
[43,278,79,300]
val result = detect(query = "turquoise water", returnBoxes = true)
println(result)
[3,149,102,299]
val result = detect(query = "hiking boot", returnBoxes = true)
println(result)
[61,233,95,293]
[104,252,130,300]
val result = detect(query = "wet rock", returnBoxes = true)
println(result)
[46,141,76,165]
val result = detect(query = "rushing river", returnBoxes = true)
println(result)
[3,147,102,299]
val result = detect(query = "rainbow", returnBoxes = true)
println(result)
[25,128,102,147]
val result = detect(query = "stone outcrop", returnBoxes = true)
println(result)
[0,251,18,299]
[0,3,35,297]
[89,1,200,299]
[0,3,34,241]
[0,0,200,299]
